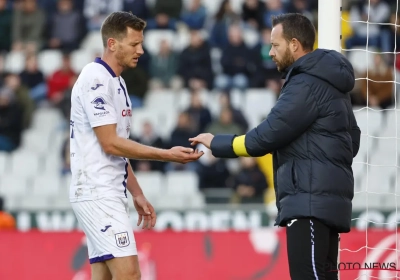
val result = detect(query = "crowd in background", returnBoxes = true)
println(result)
[0,0,398,206]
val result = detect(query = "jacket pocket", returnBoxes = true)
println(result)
[292,160,298,192]
[276,159,297,201]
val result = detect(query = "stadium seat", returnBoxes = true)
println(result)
[230,0,245,14]
[144,89,177,112]
[31,174,62,196]
[370,138,398,166]
[353,108,383,137]
[352,161,366,192]
[134,171,164,196]
[210,47,222,74]
[130,108,161,137]
[19,195,52,210]
[70,49,95,73]
[37,50,63,77]
[366,165,397,194]
[347,47,376,74]
[0,175,29,197]
[0,152,9,175]
[242,28,260,48]
[202,0,223,16]
[80,31,103,53]
[143,30,176,55]
[166,171,199,195]
[244,89,276,128]
[20,128,49,155]
[43,153,62,175]
[4,51,25,73]
[379,110,400,137]
[175,28,191,51]
[207,90,244,117]
[352,192,382,211]
[31,107,64,134]
[10,149,41,177]
[158,110,179,140]
[154,194,188,209]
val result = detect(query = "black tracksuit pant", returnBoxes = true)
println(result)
[286,218,340,280]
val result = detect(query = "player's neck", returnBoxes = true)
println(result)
[101,54,123,77]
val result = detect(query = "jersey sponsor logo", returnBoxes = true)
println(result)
[100,225,112,232]
[91,83,104,90]
[122,109,132,117]
[115,232,130,247]
[91,96,107,110]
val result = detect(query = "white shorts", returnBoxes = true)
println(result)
[71,196,137,264]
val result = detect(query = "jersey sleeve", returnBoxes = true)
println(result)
[81,78,118,128]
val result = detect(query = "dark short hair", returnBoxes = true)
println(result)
[101,11,146,47]
[272,13,316,51]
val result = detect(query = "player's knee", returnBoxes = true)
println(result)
[113,269,141,280]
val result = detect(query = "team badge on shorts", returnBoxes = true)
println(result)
[115,232,130,247]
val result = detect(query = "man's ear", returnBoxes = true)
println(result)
[291,38,299,52]
[108,38,117,52]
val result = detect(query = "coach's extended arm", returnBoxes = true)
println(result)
[209,81,360,159]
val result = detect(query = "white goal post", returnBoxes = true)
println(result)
[318,1,343,277]
[318,0,343,52]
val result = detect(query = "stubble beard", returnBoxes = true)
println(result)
[276,47,295,72]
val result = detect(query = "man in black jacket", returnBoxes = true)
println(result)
[189,13,361,280]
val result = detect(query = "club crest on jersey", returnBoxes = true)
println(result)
[91,96,106,110]
[115,232,130,247]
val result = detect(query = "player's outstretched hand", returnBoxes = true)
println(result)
[189,133,214,149]
[133,194,156,230]
[168,146,204,163]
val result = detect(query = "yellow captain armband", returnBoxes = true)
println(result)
[232,135,250,157]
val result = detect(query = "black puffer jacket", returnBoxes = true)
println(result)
[211,49,361,233]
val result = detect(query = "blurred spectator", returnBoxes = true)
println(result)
[251,27,281,87]
[124,0,149,20]
[146,0,182,30]
[218,92,248,133]
[19,54,47,102]
[285,0,314,23]
[241,0,265,31]
[165,111,198,171]
[130,121,166,173]
[196,145,231,189]
[346,0,390,51]
[263,0,286,29]
[0,196,16,230]
[205,107,242,135]
[181,0,206,30]
[149,40,181,90]
[0,75,24,152]
[46,0,86,52]
[12,0,46,53]
[1,72,33,129]
[178,30,213,90]
[214,25,252,92]
[84,0,123,31]
[209,0,240,49]
[0,0,12,53]
[58,73,77,120]
[168,111,196,148]
[184,90,212,135]
[232,157,267,204]
[47,53,76,106]
[359,54,394,109]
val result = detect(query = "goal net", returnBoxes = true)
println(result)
[320,0,400,278]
